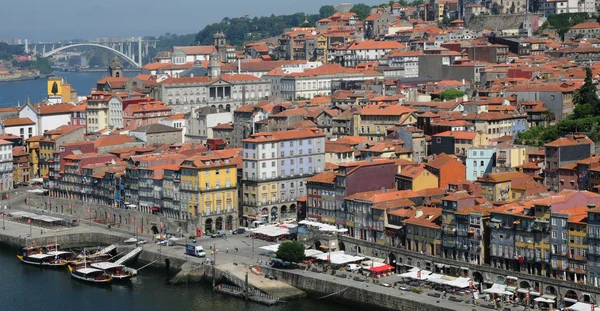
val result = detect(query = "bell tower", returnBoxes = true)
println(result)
[208,53,221,79]
[108,56,123,78]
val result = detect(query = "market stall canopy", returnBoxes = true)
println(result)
[534,297,555,304]
[297,220,348,233]
[250,225,291,237]
[567,302,598,311]
[27,189,46,194]
[309,251,364,265]
[483,284,506,295]
[369,264,394,273]
[399,269,432,280]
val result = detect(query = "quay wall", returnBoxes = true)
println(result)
[26,195,197,236]
[260,266,456,311]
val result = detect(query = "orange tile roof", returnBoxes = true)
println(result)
[403,207,442,229]
[434,131,477,140]
[546,136,593,147]
[3,117,35,127]
[306,171,337,184]
[571,22,600,29]
[347,40,406,50]
[478,171,529,183]
[174,45,217,55]
[31,103,75,115]
[93,135,136,148]
[164,113,185,121]
[345,189,420,203]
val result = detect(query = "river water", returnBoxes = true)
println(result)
[0,247,358,311]
[0,71,134,108]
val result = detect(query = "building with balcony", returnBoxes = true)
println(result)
[241,128,325,224]
[356,105,416,142]
[0,139,13,191]
[38,125,85,178]
[396,165,439,192]
[478,171,532,203]
[455,205,491,265]
[179,153,239,235]
[587,206,600,286]
[404,207,442,256]
[305,159,396,226]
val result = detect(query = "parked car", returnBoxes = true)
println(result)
[398,286,411,291]
[346,264,360,272]
[380,283,392,287]
[232,228,246,235]
[211,230,227,238]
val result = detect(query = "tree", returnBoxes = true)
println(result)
[573,67,600,118]
[275,241,305,263]
[319,5,335,18]
[439,89,465,101]
[51,81,59,95]
[350,3,372,20]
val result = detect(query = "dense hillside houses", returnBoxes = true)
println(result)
[15,2,600,306]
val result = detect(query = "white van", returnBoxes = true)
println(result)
[346,264,360,271]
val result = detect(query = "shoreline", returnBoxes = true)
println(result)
[0,74,50,83]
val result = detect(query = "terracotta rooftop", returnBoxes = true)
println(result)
[3,117,35,127]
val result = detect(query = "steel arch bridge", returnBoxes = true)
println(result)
[42,43,140,68]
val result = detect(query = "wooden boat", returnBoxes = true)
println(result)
[91,262,137,281]
[17,253,68,267]
[68,265,112,284]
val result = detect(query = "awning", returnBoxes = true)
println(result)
[517,289,529,294]
[506,276,518,280]
[490,218,502,223]
[542,294,557,300]
[385,224,403,230]
[567,302,598,311]
[483,284,506,294]
[436,263,446,268]
[460,266,469,270]
[529,292,541,296]
[535,297,555,304]
[564,298,578,303]
[151,207,159,211]
[369,264,395,273]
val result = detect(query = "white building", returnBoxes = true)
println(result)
[158,59,271,114]
[1,118,37,140]
[341,40,406,67]
[159,113,187,143]
[241,128,326,222]
[184,107,232,143]
[276,63,383,100]
[0,139,13,191]
[18,103,74,135]
[173,46,217,63]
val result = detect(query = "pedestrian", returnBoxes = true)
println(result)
[226,248,229,253]
[442,290,447,298]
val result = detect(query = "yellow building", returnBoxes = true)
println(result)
[567,207,588,283]
[404,207,442,255]
[496,144,528,168]
[478,171,530,202]
[180,154,238,234]
[26,135,42,179]
[47,77,77,103]
[316,34,328,62]
[86,91,110,132]
[357,105,416,141]
[396,165,439,191]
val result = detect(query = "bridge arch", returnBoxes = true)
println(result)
[42,43,140,67]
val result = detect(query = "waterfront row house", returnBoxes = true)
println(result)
[241,128,326,224]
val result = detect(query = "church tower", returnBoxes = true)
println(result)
[208,52,221,79]
[109,56,123,78]
[213,31,228,63]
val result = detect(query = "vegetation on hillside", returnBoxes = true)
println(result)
[515,68,600,146]
[0,42,24,61]
[13,58,53,75]
[439,89,465,101]
[536,13,589,38]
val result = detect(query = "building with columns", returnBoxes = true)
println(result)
[157,53,271,114]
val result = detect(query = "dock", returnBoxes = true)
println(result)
[216,262,306,300]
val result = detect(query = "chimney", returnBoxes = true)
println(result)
[415,208,423,218]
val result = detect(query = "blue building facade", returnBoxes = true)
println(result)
[466,146,496,181]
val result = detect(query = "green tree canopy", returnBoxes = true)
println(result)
[319,5,335,18]
[439,89,465,101]
[350,3,372,20]
[275,241,305,263]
